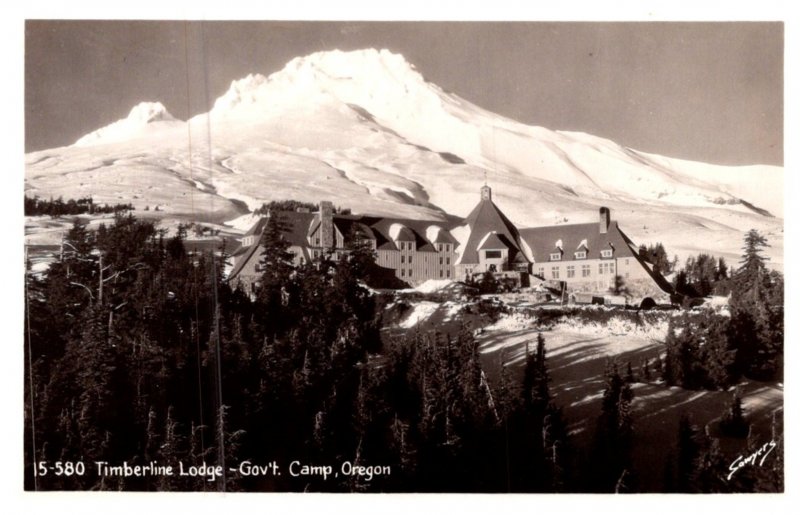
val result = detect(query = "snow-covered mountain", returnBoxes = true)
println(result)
[25,48,784,268]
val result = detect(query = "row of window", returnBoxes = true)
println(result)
[400,242,453,252]
[398,255,452,265]
[549,249,613,261]
[400,268,452,279]
[542,262,616,280]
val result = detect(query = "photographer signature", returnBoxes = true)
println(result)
[727,440,777,481]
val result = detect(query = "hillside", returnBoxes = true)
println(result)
[24,48,783,268]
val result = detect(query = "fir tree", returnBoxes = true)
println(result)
[675,414,700,492]
[642,359,651,381]
[719,388,749,438]
[732,229,770,308]
[592,361,635,492]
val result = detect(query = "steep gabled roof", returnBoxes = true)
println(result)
[369,218,442,252]
[243,216,268,237]
[229,240,262,280]
[457,197,529,265]
[477,232,509,250]
[518,221,635,263]
[429,227,458,245]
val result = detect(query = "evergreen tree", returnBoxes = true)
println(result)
[625,361,636,384]
[675,414,700,492]
[641,359,651,381]
[700,314,736,389]
[591,361,635,492]
[728,229,782,381]
[719,388,749,438]
[732,229,770,308]
[694,438,730,493]
[523,333,551,413]
[716,256,729,281]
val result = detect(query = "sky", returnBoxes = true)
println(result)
[25,21,783,166]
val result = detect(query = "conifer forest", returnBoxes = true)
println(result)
[23,214,783,492]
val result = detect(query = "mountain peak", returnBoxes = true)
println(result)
[210,48,429,114]
[126,101,177,124]
[75,101,180,147]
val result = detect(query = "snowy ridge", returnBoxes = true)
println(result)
[75,102,182,147]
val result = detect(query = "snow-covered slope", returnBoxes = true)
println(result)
[75,102,184,147]
[25,48,784,268]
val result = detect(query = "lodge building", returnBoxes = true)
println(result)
[229,185,671,298]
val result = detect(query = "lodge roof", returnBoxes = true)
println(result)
[518,222,635,263]
[457,197,529,265]
[477,232,509,250]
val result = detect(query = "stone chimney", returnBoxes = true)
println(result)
[319,201,334,249]
[599,207,610,234]
[481,185,492,201]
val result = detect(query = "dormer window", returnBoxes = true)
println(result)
[601,249,613,258]
[575,251,587,260]
[550,252,562,261]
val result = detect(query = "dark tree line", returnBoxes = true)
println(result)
[23,212,782,492]
[664,405,783,493]
[673,253,730,298]
[24,212,575,492]
[254,200,351,215]
[661,229,783,389]
[25,195,134,217]
[590,361,636,492]
[639,242,675,276]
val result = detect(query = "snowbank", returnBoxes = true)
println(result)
[398,301,440,329]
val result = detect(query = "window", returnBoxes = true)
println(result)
[550,252,562,261]
[598,263,603,275]
[315,237,320,246]
[446,257,450,265]
[485,250,502,259]
[625,259,630,265]
[446,270,451,278]
[567,265,575,278]
[400,241,405,250]
[599,262,614,275]
[409,255,413,264]
[538,266,545,276]
[408,269,413,277]
[440,270,443,278]
[575,251,587,260]
[401,269,405,277]
[401,255,405,263]
[439,256,443,265]
[582,265,591,277]
[552,267,560,279]
[601,249,613,258]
